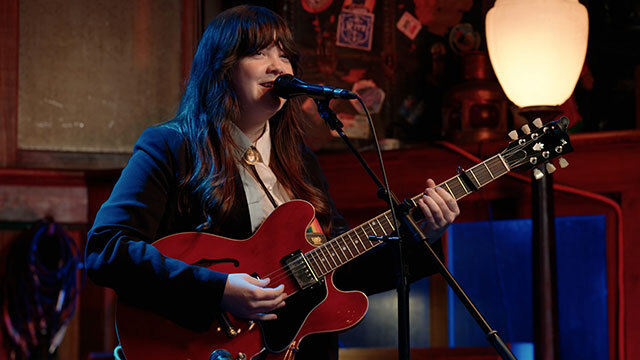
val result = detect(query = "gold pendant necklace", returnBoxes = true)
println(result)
[244,146,261,165]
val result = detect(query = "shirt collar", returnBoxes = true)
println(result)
[254,121,271,166]
[229,121,271,166]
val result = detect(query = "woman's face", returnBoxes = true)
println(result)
[231,42,294,126]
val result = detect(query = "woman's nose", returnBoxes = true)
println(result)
[267,55,288,75]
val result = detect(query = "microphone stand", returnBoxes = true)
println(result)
[314,99,517,360]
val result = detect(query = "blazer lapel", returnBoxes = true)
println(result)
[215,173,252,240]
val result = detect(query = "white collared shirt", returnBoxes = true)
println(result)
[230,121,290,232]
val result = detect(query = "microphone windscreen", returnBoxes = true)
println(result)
[273,74,297,99]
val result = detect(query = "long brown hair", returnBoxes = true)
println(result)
[167,5,332,234]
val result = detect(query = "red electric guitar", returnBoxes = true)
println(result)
[116,118,573,359]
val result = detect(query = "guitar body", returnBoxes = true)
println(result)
[116,200,369,360]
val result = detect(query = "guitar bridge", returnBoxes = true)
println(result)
[282,250,318,290]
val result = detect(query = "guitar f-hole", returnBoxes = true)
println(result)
[192,258,240,268]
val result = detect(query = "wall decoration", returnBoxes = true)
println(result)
[398,95,425,127]
[316,28,340,74]
[341,0,376,13]
[301,0,334,14]
[449,23,481,54]
[336,10,375,51]
[350,79,385,114]
[413,0,473,36]
[341,68,367,83]
[396,11,422,40]
[330,113,371,139]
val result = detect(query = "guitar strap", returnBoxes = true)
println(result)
[244,146,279,209]
[247,163,279,209]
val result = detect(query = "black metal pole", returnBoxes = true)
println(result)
[532,168,560,360]
[519,107,562,360]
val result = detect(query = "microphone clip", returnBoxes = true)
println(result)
[314,99,344,131]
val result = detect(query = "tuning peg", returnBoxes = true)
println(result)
[533,169,544,180]
[533,118,543,128]
[558,157,569,168]
[545,163,557,174]
[508,130,518,141]
[533,143,543,151]
[533,168,544,180]
[521,124,531,135]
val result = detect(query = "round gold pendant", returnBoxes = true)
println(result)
[244,147,260,165]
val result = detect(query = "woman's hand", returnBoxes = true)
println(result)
[417,178,460,239]
[220,273,287,320]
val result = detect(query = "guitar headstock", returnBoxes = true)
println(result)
[501,116,573,179]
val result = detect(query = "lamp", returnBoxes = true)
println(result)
[486,0,588,109]
[485,1,588,360]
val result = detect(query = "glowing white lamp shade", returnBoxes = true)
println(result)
[486,0,588,108]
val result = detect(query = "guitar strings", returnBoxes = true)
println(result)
[263,137,539,286]
[261,212,394,283]
[260,219,392,287]
[274,134,546,286]
[263,225,387,286]
[247,132,549,291]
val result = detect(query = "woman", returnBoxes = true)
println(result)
[85,5,459,359]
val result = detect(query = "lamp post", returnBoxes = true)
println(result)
[485,1,588,359]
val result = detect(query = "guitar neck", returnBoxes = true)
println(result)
[303,153,511,278]
[410,153,510,203]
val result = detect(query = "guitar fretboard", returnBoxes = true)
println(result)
[303,154,510,278]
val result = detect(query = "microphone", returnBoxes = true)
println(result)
[273,74,357,100]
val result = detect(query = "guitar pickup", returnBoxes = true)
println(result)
[282,250,318,290]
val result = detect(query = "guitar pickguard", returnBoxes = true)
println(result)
[260,279,327,352]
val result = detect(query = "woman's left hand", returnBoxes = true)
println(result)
[417,178,460,239]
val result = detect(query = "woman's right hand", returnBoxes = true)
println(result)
[220,273,286,320]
